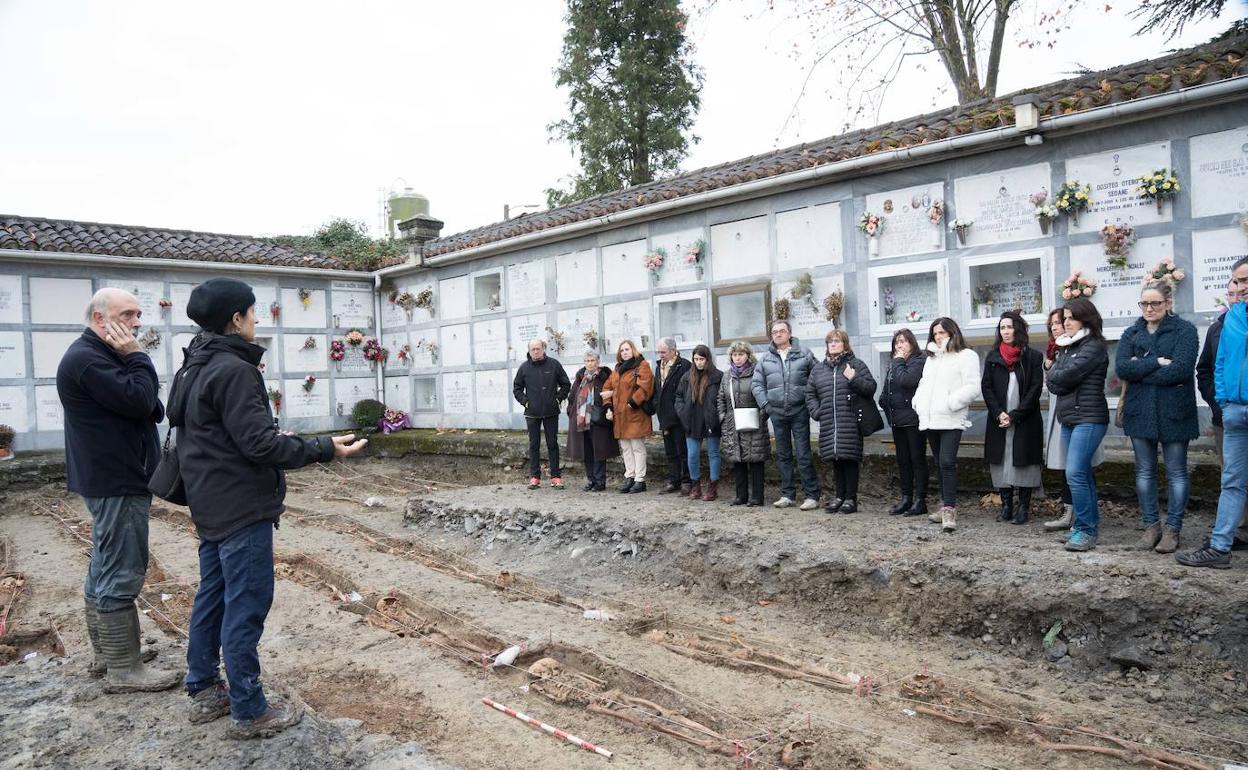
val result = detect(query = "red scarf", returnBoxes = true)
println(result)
[1044,339,1058,362]
[998,342,1022,371]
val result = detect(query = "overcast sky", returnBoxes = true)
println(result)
[0,1,1238,241]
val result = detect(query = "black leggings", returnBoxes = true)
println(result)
[734,462,765,504]
[925,429,963,507]
[826,459,860,500]
[892,426,928,498]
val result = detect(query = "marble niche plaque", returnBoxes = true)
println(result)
[953,163,1050,247]
[283,378,330,419]
[438,324,471,368]
[381,281,428,328]
[439,275,471,319]
[1066,142,1171,233]
[0,332,26,379]
[109,279,163,322]
[773,275,845,344]
[169,283,197,327]
[507,260,546,310]
[413,376,439,411]
[280,288,327,328]
[442,372,474,415]
[709,216,769,282]
[877,272,941,329]
[384,375,412,413]
[0,385,29,433]
[1068,236,1172,320]
[409,333,439,368]
[282,333,328,373]
[1190,126,1248,218]
[35,384,63,432]
[555,249,598,303]
[336,340,372,375]
[775,203,843,272]
[865,182,945,259]
[31,331,80,378]
[251,285,279,331]
[603,299,651,354]
[334,378,376,418]
[600,239,649,296]
[473,319,508,364]
[1191,228,1248,313]
[0,275,22,324]
[557,306,600,357]
[651,228,707,289]
[474,369,511,414]
[30,277,93,325]
[331,289,374,330]
[509,312,548,362]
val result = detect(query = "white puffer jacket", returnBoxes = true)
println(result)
[913,341,982,431]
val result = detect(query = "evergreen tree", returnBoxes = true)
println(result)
[546,0,703,208]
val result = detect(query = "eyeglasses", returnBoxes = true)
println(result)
[1137,300,1166,310]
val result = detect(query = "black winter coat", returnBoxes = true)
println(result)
[879,354,925,428]
[1047,333,1110,427]
[717,366,770,464]
[169,333,335,543]
[674,369,723,439]
[982,346,1045,467]
[1116,314,1200,443]
[651,356,692,430]
[512,354,571,419]
[1196,314,1224,427]
[56,330,165,497]
[805,354,877,462]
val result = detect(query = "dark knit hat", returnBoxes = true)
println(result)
[186,278,256,333]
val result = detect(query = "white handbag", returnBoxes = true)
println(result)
[730,379,761,432]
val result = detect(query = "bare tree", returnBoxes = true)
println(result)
[1131,0,1234,39]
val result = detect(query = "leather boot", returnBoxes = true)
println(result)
[1012,488,1031,525]
[890,496,913,516]
[902,497,928,517]
[97,605,181,693]
[1155,527,1181,554]
[1043,504,1073,531]
[688,480,702,500]
[996,488,1014,522]
[1135,523,1162,550]
[702,480,718,501]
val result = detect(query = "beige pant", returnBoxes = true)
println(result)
[619,438,647,482]
[1214,425,1248,537]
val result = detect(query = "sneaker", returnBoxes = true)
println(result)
[928,507,945,524]
[527,477,540,490]
[799,498,819,511]
[940,506,956,533]
[773,497,795,509]
[188,682,231,724]
[1064,530,1097,552]
[226,696,303,740]
[550,477,564,490]
[1175,544,1231,569]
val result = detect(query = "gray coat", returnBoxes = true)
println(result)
[718,366,771,464]
[752,339,818,419]
[805,353,877,462]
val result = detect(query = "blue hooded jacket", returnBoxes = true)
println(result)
[1215,302,1248,406]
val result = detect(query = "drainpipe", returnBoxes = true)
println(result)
[0,248,369,279]
[374,75,1248,277]
[373,271,385,403]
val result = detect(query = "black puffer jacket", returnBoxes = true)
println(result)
[805,353,877,462]
[1196,314,1224,427]
[878,354,925,428]
[1046,332,1110,427]
[512,354,571,419]
[674,368,723,439]
[169,333,335,542]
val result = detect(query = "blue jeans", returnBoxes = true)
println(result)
[1062,423,1108,538]
[185,520,275,721]
[1130,437,1189,530]
[686,436,721,481]
[1211,403,1248,551]
[82,494,151,612]
[770,412,820,500]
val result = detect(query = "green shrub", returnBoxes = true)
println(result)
[351,399,387,430]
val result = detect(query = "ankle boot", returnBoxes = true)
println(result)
[997,488,1014,522]
[688,480,702,500]
[903,497,928,517]
[97,605,181,693]
[1012,488,1031,525]
[702,480,718,501]
[1135,523,1162,550]
[1043,504,1073,531]
[890,496,913,516]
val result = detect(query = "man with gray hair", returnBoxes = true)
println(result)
[651,337,692,494]
[513,337,571,489]
[56,288,181,692]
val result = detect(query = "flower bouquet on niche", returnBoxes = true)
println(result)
[643,248,666,284]
[949,218,974,246]
[858,212,884,256]
[302,375,317,393]
[1101,223,1136,271]
[297,288,313,309]
[345,329,365,348]
[1142,259,1184,287]
[545,326,567,354]
[882,287,896,323]
[362,337,385,369]
[684,238,707,279]
[1030,191,1057,234]
[329,339,346,370]
[1136,169,1181,214]
[1055,181,1092,226]
[267,387,282,415]
[1060,271,1097,300]
[823,290,845,329]
[379,408,410,434]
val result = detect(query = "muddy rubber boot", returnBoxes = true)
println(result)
[1012,488,1031,525]
[688,480,702,500]
[1135,523,1162,551]
[996,488,1014,522]
[226,695,304,740]
[97,605,182,694]
[702,480,718,502]
[84,600,107,678]
[1155,527,1181,554]
[1043,504,1073,532]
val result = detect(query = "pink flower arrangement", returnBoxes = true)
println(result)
[159,298,173,309]
[1101,223,1136,270]
[302,375,316,393]
[1028,191,1049,207]
[345,329,365,347]
[1143,259,1185,286]
[329,339,346,362]
[683,239,706,265]
[643,248,666,272]
[1060,271,1098,299]
[362,337,386,363]
[927,200,944,225]
[857,212,883,237]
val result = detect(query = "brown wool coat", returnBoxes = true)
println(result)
[602,357,655,440]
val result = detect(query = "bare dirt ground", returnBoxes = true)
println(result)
[2,453,1246,770]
